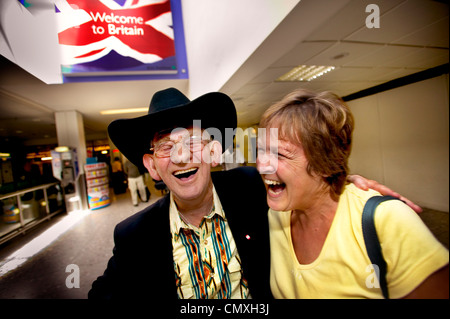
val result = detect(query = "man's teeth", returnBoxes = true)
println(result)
[265,179,282,186]
[174,168,197,176]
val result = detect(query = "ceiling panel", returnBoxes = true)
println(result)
[346,0,449,45]
[305,0,406,41]
[304,80,380,97]
[304,42,385,66]
[313,67,377,82]
[392,17,449,47]
[248,67,293,84]
[232,83,270,96]
[259,81,314,99]
[344,45,422,68]
[368,67,423,82]
[380,47,448,68]
[270,41,335,68]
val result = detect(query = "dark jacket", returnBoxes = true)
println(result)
[88,166,272,300]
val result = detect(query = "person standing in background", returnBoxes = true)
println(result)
[111,157,126,194]
[124,159,148,206]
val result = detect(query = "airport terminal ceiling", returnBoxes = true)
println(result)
[0,0,448,147]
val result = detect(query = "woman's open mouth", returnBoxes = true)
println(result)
[264,179,286,196]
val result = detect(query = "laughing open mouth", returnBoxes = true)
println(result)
[264,179,286,195]
[173,168,198,180]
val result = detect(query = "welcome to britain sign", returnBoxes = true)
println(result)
[54,0,188,82]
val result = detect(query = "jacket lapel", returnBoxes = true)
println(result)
[138,195,177,299]
[211,171,251,256]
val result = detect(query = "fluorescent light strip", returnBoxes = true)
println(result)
[100,108,148,115]
[277,65,335,82]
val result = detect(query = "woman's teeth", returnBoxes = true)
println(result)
[264,179,285,195]
[265,179,282,186]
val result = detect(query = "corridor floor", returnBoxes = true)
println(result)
[0,189,163,299]
[0,187,448,299]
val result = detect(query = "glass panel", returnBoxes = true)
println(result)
[20,190,43,225]
[0,196,21,238]
[0,182,65,243]
[46,184,65,214]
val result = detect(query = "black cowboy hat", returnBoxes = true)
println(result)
[108,87,237,169]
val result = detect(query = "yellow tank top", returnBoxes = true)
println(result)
[269,184,449,299]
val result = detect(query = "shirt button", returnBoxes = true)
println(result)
[204,239,208,245]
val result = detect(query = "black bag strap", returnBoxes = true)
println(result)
[362,195,401,299]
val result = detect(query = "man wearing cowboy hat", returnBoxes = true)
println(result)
[89,88,272,300]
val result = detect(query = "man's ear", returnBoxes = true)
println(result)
[143,154,161,180]
[208,141,222,167]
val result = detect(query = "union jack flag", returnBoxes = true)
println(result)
[55,0,177,75]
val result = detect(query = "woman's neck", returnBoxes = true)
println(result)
[290,193,338,264]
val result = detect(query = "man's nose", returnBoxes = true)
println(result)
[170,143,191,164]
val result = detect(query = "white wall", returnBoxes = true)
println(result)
[0,0,62,84]
[348,74,449,212]
[181,0,300,98]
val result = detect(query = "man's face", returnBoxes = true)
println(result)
[143,126,221,204]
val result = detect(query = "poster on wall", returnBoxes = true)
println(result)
[54,0,188,82]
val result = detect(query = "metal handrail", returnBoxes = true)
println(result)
[0,182,65,245]
[0,182,59,201]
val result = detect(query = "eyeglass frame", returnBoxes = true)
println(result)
[149,133,212,158]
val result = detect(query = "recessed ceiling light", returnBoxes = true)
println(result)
[276,65,335,82]
[100,108,148,115]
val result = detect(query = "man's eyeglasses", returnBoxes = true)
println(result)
[149,135,211,158]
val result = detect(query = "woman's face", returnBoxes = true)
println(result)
[256,126,326,212]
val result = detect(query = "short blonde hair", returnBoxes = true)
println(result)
[259,88,354,198]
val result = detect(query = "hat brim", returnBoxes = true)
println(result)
[108,92,237,169]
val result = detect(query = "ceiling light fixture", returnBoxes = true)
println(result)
[55,146,69,152]
[276,65,335,82]
[332,52,349,60]
[100,108,148,115]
